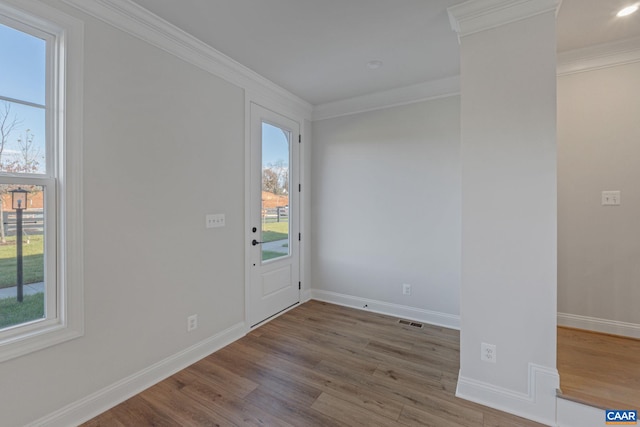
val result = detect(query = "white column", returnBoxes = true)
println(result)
[448,0,560,424]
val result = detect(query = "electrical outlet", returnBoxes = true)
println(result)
[187,314,198,332]
[481,342,496,363]
[206,213,225,228]
[402,283,411,295]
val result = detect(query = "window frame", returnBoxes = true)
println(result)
[0,0,83,363]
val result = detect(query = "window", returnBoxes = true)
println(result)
[0,0,83,362]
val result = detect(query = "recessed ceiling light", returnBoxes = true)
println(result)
[366,60,383,70]
[617,4,639,17]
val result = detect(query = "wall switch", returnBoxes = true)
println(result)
[187,314,198,332]
[601,191,621,206]
[402,283,411,295]
[481,342,496,363]
[206,213,225,228]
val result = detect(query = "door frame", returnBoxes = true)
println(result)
[244,95,306,330]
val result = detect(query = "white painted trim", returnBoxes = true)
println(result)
[28,322,246,427]
[301,289,312,303]
[556,397,603,427]
[0,0,85,363]
[448,0,561,40]
[557,312,640,339]
[310,290,460,330]
[243,93,252,334]
[557,36,640,76]
[312,76,460,121]
[456,364,559,426]
[60,0,312,119]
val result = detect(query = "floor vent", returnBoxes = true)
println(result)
[399,319,423,328]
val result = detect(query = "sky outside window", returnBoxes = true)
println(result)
[0,22,46,173]
[262,122,289,167]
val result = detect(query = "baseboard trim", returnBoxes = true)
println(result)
[301,289,312,303]
[310,289,460,330]
[29,322,246,427]
[557,312,640,339]
[456,364,559,426]
[556,396,603,427]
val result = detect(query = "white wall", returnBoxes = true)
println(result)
[455,11,558,425]
[0,2,247,425]
[310,97,461,325]
[558,61,640,333]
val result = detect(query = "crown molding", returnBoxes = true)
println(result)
[557,36,640,76]
[312,76,460,121]
[448,0,561,39]
[60,0,313,118]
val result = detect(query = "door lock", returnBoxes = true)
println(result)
[252,239,263,246]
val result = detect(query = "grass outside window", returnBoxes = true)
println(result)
[262,220,288,243]
[0,235,44,289]
[0,293,44,329]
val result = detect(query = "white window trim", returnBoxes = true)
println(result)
[0,0,83,362]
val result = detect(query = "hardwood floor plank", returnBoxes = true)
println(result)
[138,379,234,427]
[558,326,640,411]
[399,404,468,427]
[310,391,403,427]
[210,347,323,408]
[314,358,484,424]
[230,338,405,420]
[189,356,259,398]
[245,386,346,427]
[483,411,548,427]
[81,410,128,427]
[83,301,546,427]
[173,371,294,427]
[104,395,181,427]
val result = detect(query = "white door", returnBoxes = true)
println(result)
[248,103,300,327]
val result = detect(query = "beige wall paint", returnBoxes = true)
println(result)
[558,61,640,327]
[0,2,245,425]
[311,97,461,317]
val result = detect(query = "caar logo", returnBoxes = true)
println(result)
[606,410,637,425]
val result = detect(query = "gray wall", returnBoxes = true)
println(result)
[456,12,558,421]
[0,3,245,425]
[558,61,640,328]
[310,97,461,318]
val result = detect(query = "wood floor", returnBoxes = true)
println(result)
[557,326,640,411]
[83,301,544,426]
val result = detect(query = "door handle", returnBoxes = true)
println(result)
[252,239,263,246]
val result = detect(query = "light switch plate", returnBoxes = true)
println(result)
[206,213,225,228]
[601,191,621,206]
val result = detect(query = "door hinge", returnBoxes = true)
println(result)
[298,233,301,241]
[298,281,301,290]
[299,134,301,143]
[298,183,301,192]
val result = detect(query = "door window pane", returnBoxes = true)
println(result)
[261,122,290,262]
[0,185,45,329]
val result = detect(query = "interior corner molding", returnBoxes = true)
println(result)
[59,0,313,118]
[309,289,460,330]
[312,76,460,121]
[557,312,640,339]
[456,363,559,426]
[448,0,560,38]
[557,36,640,76]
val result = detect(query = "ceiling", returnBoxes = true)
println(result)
[557,0,640,52]
[129,0,640,106]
